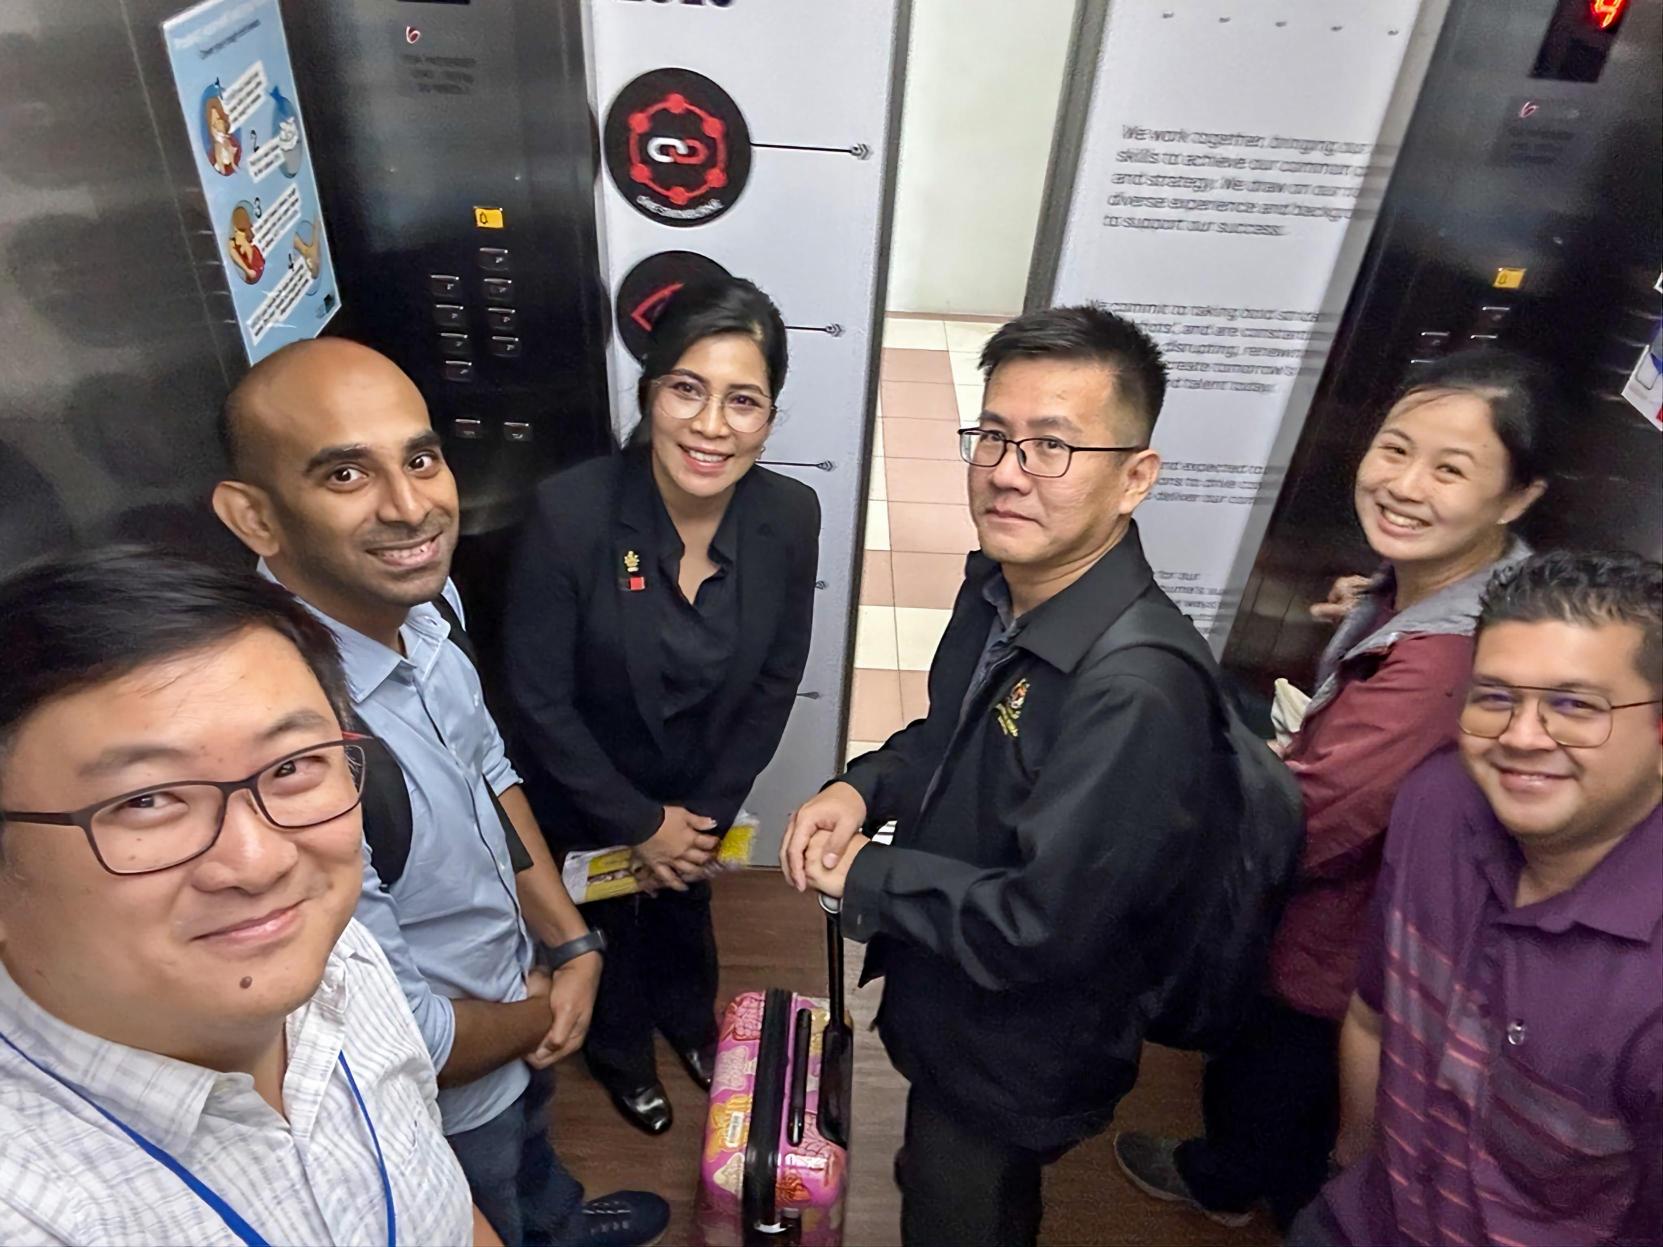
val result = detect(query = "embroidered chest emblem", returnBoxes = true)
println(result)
[994,677,1030,738]
[621,549,646,592]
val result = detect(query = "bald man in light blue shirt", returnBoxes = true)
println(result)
[212,338,669,1247]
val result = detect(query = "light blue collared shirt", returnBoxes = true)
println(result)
[261,563,532,1135]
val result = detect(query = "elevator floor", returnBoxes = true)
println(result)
[551,869,1281,1246]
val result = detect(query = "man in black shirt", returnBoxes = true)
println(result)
[781,305,1219,1246]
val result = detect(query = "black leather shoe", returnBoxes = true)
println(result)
[673,1043,716,1092]
[608,1082,673,1135]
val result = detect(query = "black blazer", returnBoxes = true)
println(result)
[502,447,821,849]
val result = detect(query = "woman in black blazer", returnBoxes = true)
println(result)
[503,277,821,1134]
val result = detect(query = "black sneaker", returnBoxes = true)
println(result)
[566,1190,670,1247]
[1113,1131,1254,1228]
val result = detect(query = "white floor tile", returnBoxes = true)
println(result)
[872,420,886,457]
[845,739,884,764]
[853,605,899,669]
[945,320,999,355]
[949,352,982,388]
[883,317,948,351]
[868,457,887,501]
[895,606,953,670]
[863,501,890,551]
[956,385,983,424]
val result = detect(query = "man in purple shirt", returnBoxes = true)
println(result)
[1294,550,1662,1247]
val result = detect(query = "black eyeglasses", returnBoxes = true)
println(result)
[958,427,1145,478]
[1459,685,1662,749]
[0,739,368,877]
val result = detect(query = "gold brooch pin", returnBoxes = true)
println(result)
[994,677,1030,738]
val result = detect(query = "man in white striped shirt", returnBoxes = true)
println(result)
[0,550,486,1246]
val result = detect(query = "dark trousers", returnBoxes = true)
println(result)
[898,1089,1071,1247]
[1175,996,1340,1229]
[448,1068,585,1247]
[583,881,719,1089]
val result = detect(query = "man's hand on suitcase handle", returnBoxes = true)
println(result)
[780,782,868,892]
[803,829,869,900]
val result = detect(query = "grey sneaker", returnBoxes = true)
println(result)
[1113,1131,1254,1229]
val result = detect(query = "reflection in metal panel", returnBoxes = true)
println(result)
[1224,0,1662,693]
[0,0,248,573]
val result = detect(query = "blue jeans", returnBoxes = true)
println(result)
[448,1068,585,1246]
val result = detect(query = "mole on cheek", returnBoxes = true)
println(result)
[240,976,253,989]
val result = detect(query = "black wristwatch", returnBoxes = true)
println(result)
[539,930,607,972]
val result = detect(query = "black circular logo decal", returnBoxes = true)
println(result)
[615,251,732,361]
[603,68,752,227]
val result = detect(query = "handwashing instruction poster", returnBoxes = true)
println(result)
[163,0,339,363]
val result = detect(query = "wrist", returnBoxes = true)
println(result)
[539,929,607,972]
[821,780,867,820]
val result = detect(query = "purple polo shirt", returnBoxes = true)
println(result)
[1318,749,1663,1247]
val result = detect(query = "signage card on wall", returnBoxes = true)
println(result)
[163,0,340,364]
[1033,0,1435,648]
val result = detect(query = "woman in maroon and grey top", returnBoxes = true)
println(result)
[1116,349,1553,1230]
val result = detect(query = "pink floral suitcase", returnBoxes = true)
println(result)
[696,903,853,1246]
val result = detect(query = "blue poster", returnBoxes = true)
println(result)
[162,0,340,363]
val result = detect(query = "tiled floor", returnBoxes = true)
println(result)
[849,314,1002,752]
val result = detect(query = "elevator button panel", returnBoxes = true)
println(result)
[428,273,462,299]
[443,361,475,383]
[1474,304,1514,331]
[489,335,522,360]
[485,307,519,333]
[439,332,472,359]
[453,418,484,439]
[433,304,467,330]
[504,422,533,442]
[482,277,515,303]
[477,247,512,273]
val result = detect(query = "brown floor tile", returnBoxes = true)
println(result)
[848,667,905,741]
[890,551,970,608]
[860,550,893,606]
[880,380,961,422]
[889,501,978,555]
[880,347,954,384]
[886,457,968,505]
[899,669,931,723]
[882,418,960,462]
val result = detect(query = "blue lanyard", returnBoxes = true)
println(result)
[0,1031,396,1247]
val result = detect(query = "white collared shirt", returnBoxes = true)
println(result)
[0,920,472,1246]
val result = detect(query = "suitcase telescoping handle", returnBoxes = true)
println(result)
[819,894,845,1014]
[816,894,853,1149]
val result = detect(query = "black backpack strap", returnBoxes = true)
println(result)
[428,590,534,874]
[1084,594,1229,727]
[429,591,478,668]
[356,732,413,891]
